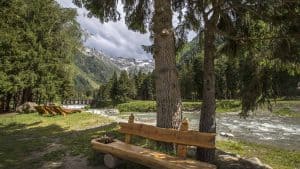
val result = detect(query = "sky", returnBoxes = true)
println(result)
[56,0,196,60]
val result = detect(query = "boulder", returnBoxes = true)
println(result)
[216,153,273,169]
[104,109,120,115]
[220,132,235,138]
[244,157,273,169]
[16,102,38,113]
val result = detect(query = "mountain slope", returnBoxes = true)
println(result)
[72,48,120,92]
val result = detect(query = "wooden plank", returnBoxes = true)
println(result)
[177,118,189,158]
[119,122,216,149]
[91,139,216,169]
[44,106,57,115]
[125,114,134,144]
[52,106,67,116]
[35,106,48,115]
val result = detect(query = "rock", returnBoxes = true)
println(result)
[246,157,263,166]
[16,102,38,113]
[220,132,226,136]
[216,153,273,169]
[218,154,240,162]
[244,157,273,169]
[220,132,235,138]
[187,147,196,157]
[104,109,119,115]
[41,161,63,169]
[227,133,235,138]
[104,154,124,168]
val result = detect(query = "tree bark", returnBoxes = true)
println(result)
[4,93,12,112]
[196,25,216,163]
[0,97,4,113]
[153,0,182,129]
[153,0,182,150]
[196,4,221,161]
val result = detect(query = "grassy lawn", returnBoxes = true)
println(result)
[116,100,300,117]
[0,112,299,169]
[217,140,300,169]
[116,100,241,113]
[0,112,116,169]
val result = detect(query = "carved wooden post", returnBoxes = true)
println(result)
[125,113,134,144]
[177,117,189,158]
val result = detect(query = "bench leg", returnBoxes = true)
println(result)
[104,154,124,169]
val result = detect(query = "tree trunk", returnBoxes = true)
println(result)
[153,0,182,129]
[196,23,217,162]
[153,0,182,150]
[0,97,4,113]
[4,93,12,112]
[21,87,33,104]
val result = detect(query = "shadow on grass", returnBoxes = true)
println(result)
[0,120,148,169]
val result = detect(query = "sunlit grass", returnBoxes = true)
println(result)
[0,112,114,169]
[217,140,300,169]
[116,100,242,113]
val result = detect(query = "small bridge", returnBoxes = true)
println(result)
[62,99,94,105]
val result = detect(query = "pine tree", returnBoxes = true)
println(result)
[118,70,131,102]
[77,0,183,133]
[0,0,80,112]
[110,72,120,105]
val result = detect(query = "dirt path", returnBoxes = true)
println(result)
[22,130,109,169]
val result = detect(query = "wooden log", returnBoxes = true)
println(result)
[44,106,57,115]
[103,154,124,168]
[35,106,48,115]
[91,139,216,169]
[177,118,188,158]
[125,114,134,144]
[119,122,216,148]
[52,106,67,116]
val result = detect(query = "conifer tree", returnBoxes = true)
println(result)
[110,72,121,105]
[76,0,183,133]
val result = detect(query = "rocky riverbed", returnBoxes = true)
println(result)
[87,109,300,151]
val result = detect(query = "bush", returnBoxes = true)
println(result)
[117,101,156,112]
[116,101,203,112]
[216,100,241,113]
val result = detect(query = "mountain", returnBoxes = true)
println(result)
[72,47,154,94]
[109,56,154,74]
[72,48,120,93]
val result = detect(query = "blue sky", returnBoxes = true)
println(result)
[56,0,196,59]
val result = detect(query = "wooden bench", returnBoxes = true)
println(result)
[91,114,216,169]
[35,105,81,116]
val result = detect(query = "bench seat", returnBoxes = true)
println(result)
[91,139,216,169]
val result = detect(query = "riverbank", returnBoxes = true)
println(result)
[96,100,300,117]
[115,100,241,113]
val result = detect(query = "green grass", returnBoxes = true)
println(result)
[217,140,300,169]
[273,107,300,117]
[216,100,241,113]
[1,111,299,169]
[116,100,241,113]
[0,112,115,169]
[116,100,300,117]
[117,101,156,112]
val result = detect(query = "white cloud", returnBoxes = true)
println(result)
[56,0,152,59]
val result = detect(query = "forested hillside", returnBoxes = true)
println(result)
[177,36,300,100]
[0,0,123,110]
[72,49,120,96]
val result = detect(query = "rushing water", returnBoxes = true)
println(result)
[88,109,300,151]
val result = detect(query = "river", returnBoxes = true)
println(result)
[64,105,300,151]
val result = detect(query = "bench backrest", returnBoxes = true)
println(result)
[118,114,216,158]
